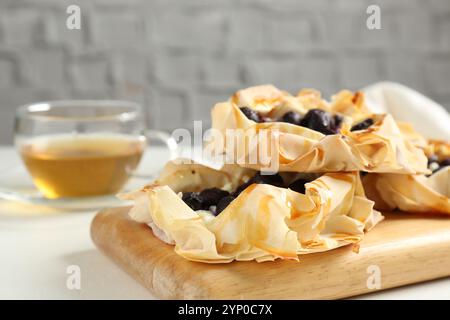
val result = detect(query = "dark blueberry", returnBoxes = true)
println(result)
[240,107,260,122]
[257,172,284,187]
[300,109,335,135]
[280,111,302,125]
[330,114,344,134]
[428,154,439,164]
[215,195,236,215]
[233,172,284,196]
[198,188,230,207]
[440,158,450,167]
[287,179,309,194]
[350,118,374,131]
[182,192,203,211]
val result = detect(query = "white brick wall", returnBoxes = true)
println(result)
[0,0,449,143]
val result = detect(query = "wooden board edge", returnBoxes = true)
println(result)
[91,207,450,300]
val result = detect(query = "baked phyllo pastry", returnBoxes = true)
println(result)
[363,140,450,215]
[208,85,428,174]
[119,160,383,263]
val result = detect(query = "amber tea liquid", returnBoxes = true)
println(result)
[20,134,144,198]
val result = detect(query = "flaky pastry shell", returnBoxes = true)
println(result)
[363,168,450,215]
[363,140,450,215]
[119,160,383,263]
[208,85,428,174]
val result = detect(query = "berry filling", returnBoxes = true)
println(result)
[239,107,349,135]
[181,172,312,216]
[350,118,374,131]
[239,107,261,123]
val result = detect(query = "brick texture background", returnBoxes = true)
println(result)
[0,0,449,144]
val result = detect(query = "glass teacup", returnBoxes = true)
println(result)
[14,100,176,199]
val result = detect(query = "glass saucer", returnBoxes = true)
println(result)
[0,164,152,211]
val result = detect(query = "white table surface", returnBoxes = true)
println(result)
[0,146,449,300]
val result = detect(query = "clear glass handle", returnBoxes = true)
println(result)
[132,129,178,180]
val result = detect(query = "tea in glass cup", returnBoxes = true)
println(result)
[19,133,144,198]
[15,101,176,199]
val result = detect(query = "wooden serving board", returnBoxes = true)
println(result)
[91,207,450,299]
